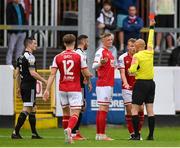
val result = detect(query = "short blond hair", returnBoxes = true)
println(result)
[100,32,112,39]
[128,38,136,44]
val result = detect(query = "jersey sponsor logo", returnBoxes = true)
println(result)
[63,75,75,81]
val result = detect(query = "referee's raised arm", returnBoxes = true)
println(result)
[147,19,156,51]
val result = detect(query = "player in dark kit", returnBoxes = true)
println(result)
[11,36,47,139]
[71,35,92,140]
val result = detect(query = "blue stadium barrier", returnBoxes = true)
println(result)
[82,77,125,125]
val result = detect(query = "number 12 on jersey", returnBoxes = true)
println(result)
[62,60,74,75]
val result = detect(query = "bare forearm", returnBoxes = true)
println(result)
[82,69,92,85]
[31,72,46,83]
[46,74,55,91]
[82,69,92,77]
[15,68,21,89]
[16,75,21,89]
[121,73,128,85]
[120,69,129,84]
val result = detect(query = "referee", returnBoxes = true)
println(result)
[128,19,156,140]
[11,36,47,139]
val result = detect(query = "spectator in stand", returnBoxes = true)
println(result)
[6,0,27,65]
[0,1,4,45]
[96,1,116,39]
[19,0,32,23]
[122,5,143,51]
[153,0,175,53]
[168,37,180,66]
[168,46,180,66]
[96,0,103,19]
[7,0,32,23]
[111,0,137,52]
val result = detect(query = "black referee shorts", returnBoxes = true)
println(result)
[21,88,36,107]
[132,79,155,105]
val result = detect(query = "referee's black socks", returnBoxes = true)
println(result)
[148,116,155,137]
[29,112,38,135]
[132,115,140,137]
[15,111,29,134]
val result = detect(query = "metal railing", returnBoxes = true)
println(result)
[2,0,59,48]
[0,25,78,68]
[1,25,180,67]
[1,0,179,68]
[1,0,78,48]
[141,27,180,65]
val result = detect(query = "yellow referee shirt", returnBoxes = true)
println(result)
[129,28,155,80]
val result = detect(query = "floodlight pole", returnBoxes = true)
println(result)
[78,0,96,74]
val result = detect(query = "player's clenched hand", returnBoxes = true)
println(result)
[123,83,130,89]
[149,13,155,26]
[43,90,49,101]
[149,19,155,27]
[100,57,108,65]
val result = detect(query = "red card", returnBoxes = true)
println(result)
[149,13,155,20]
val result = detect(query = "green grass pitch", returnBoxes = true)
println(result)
[1,126,180,147]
